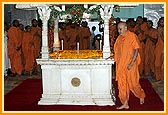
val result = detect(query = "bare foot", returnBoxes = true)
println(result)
[116,104,129,109]
[140,98,144,105]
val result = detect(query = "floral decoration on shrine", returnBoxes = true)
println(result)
[49,5,102,23]
[50,50,103,59]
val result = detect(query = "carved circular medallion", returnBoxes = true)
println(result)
[71,77,81,87]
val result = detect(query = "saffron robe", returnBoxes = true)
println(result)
[144,28,158,76]
[154,27,164,80]
[30,26,42,58]
[22,32,35,73]
[7,26,23,75]
[79,26,91,50]
[114,30,145,104]
[30,26,42,72]
[65,26,79,50]
[134,24,146,75]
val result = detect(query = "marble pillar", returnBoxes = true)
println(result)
[99,5,114,59]
[37,5,51,59]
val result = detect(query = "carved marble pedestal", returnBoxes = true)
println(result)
[37,59,116,106]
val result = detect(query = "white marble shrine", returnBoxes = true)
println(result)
[16,4,116,105]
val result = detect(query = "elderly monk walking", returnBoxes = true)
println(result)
[114,22,146,109]
[7,20,23,76]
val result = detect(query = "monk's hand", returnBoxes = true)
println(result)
[127,62,134,70]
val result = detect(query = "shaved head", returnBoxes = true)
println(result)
[117,22,127,35]
[118,22,127,27]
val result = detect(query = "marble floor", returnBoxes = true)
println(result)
[3,71,164,103]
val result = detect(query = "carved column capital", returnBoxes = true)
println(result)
[99,4,114,20]
[37,5,51,21]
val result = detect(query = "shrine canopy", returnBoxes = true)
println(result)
[15,4,139,59]
[15,4,140,22]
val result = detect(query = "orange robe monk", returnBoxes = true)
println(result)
[144,28,158,76]
[154,27,164,80]
[30,26,42,58]
[18,27,24,65]
[22,28,35,74]
[139,22,148,74]
[59,28,68,50]
[30,26,42,73]
[114,22,145,109]
[65,24,79,50]
[137,33,145,75]
[133,23,147,75]
[7,25,23,75]
[18,29,24,42]
[79,26,91,50]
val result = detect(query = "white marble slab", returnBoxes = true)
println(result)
[37,58,116,106]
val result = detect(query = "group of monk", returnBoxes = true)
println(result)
[113,16,164,109]
[110,16,164,83]
[58,20,91,50]
[7,19,42,77]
